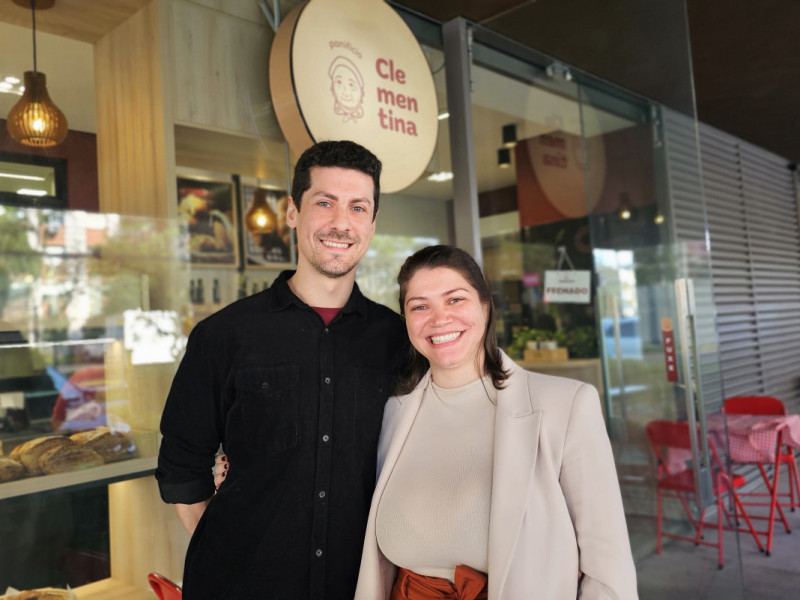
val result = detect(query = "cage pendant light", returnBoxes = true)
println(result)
[6,0,68,147]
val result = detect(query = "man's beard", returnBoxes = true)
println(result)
[310,231,359,278]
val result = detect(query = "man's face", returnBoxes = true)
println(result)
[287,166,376,279]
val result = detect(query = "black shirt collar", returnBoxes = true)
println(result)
[269,270,370,319]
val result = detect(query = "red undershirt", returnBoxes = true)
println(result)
[311,306,342,326]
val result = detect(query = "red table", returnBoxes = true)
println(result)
[706,412,800,554]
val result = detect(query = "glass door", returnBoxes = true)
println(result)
[576,81,748,594]
[460,23,748,598]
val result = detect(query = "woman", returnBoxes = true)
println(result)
[354,245,637,599]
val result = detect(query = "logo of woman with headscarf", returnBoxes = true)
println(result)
[328,55,365,123]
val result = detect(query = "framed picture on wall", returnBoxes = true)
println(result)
[239,181,294,269]
[176,174,238,267]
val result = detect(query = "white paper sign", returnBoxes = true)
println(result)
[544,270,592,304]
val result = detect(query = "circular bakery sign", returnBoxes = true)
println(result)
[270,0,439,193]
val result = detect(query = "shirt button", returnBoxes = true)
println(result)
[322,434,330,442]
[323,328,330,334]
[315,549,323,557]
[324,377,331,384]
[319,490,326,498]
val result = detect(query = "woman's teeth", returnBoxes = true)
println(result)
[430,332,462,345]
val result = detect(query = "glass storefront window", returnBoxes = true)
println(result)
[0,206,188,590]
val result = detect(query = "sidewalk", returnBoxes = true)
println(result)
[635,476,800,599]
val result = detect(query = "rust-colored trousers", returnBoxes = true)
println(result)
[390,565,488,600]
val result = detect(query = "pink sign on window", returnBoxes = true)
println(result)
[522,273,540,287]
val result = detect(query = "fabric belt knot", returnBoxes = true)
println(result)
[390,566,488,600]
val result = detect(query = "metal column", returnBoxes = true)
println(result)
[442,17,482,266]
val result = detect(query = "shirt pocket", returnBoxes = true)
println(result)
[234,365,300,455]
[350,367,393,450]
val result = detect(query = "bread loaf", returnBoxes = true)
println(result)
[9,436,74,475]
[69,427,136,463]
[0,456,24,482]
[38,444,104,475]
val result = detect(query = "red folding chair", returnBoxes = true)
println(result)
[724,395,800,518]
[148,572,182,600]
[645,419,763,568]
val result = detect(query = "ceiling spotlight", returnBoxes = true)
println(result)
[502,123,517,148]
[427,171,453,182]
[654,213,665,225]
[619,208,631,220]
[498,147,512,168]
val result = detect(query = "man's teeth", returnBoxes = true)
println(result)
[430,332,461,345]
[322,240,349,249]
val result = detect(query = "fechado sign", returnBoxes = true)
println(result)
[543,270,592,304]
[270,0,439,193]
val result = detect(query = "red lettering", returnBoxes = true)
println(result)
[376,58,389,79]
[375,58,405,84]
[377,107,418,136]
[543,153,567,168]
[377,88,419,113]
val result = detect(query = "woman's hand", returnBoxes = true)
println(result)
[214,454,229,490]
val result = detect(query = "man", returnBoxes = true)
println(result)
[156,141,408,599]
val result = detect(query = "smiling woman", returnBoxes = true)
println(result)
[401,262,491,390]
[355,245,638,600]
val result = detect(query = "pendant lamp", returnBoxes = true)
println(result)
[6,0,68,147]
[244,188,278,234]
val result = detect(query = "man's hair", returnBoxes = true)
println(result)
[395,245,510,395]
[291,141,382,220]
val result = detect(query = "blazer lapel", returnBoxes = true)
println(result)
[488,357,542,600]
[374,372,429,500]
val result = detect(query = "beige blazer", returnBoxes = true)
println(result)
[355,352,637,599]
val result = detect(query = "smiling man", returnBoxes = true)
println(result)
[155,141,408,600]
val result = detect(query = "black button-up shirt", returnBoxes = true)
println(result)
[156,272,408,599]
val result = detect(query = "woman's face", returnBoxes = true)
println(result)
[403,267,488,387]
[331,66,363,110]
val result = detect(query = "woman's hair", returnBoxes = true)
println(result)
[396,245,509,395]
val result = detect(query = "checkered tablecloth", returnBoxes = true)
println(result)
[706,413,800,464]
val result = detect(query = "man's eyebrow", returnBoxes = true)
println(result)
[313,191,339,201]
[311,192,372,204]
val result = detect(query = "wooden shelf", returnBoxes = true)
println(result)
[0,457,156,501]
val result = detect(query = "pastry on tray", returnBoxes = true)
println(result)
[38,444,104,475]
[69,427,137,463]
[9,437,74,476]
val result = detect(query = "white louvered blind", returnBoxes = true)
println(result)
[699,123,800,412]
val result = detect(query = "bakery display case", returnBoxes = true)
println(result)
[0,207,191,596]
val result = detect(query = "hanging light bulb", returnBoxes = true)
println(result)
[245,188,278,234]
[6,0,68,147]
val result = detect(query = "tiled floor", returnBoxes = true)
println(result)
[634,479,800,599]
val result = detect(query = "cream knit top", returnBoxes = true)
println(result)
[375,376,497,582]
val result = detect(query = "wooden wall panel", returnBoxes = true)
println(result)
[109,476,190,589]
[94,0,176,218]
[170,0,280,139]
